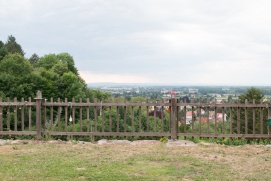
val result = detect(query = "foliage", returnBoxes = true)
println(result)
[0,54,34,98]
[232,87,268,134]
[0,41,8,61]
[29,53,39,65]
[0,35,112,131]
[3,35,25,56]
[159,136,169,143]
[0,35,109,102]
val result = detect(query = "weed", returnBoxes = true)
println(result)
[159,137,168,143]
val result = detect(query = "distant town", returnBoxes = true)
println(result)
[89,83,271,103]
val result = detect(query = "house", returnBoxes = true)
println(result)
[185,109,206,124]
[209,111,215,120]
[216,113,227,121]
[188,88,198,93]
[148,110,164,119]
[208,93,222,98]
[186,111,196,121]
[208,111,227,121]
[197,117,209,123]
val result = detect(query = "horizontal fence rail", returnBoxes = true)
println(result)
[0,91,271,140]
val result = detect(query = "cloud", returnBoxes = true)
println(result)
[79,71,152,84]
[1,0,271,85]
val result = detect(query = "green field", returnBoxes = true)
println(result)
[0,141,271,180]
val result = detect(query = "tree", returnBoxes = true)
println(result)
[58,72,86,100]
[0,34,110,103]
[29,53,39,65]
[232,87,268,134]
[239,87,264,104]
[4,35,25,56]
[57,53,78,75]
[0,41,8,61]
[51,62,69,76]
[37,54,59,70]
[0,53,35,98]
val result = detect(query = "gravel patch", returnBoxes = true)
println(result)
[166,140,197,147]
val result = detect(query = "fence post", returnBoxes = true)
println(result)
[268,104,271,136]
[35,91,42,140]
[0,98,2,131]
[170,98,178,140]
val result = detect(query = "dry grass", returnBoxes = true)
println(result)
[0,141,271,180]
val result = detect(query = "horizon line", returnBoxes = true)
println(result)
[87,82,271,87]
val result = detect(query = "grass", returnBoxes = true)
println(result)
[0,141,271,180]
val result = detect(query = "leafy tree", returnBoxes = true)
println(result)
[38,68,59,99]
[0,35,114,131]
[0,54,34,98]
[57,53,78,75]
[58,72,86,100]
[0,41,8,61]
[51,61,69,76]
[36,53,88,101]
[37,54,59,70]
[239,87,264,104]
[85,89,111,102]
[4,35,25,56]
[29,53,39,65]
[232,87,268,134]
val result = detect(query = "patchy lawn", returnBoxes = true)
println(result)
[0,141,270,180]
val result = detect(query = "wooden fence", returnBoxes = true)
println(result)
[0,91,271,140]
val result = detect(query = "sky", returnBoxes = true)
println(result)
[1,0,271,86]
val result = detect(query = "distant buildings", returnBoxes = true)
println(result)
[188,88,198,93]
[183,110,228,125]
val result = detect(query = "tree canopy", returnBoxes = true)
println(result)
[239,87,264,104]
[0,35,110,101]
[232,87,267,134]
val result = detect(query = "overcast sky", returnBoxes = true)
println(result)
[1,0,271,86]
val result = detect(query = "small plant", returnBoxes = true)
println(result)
[221,138,231,145]
[159,137,168,143]
[263,139,270,145]
[193,136,200,143]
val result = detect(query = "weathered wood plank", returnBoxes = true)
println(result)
[21,98,24,131]
[146,98,149,132]
[237,100,240,134]
[253,99,256,135]
[47,131,171,137]
[14,97,17,131]
[0,102,35,106]
[28,97,32,131]
[124,99,127,133]
[245,99,248,134]
[0,131,36,135]
[72,98,75,132]
[65,98,68,132]
[50,98,53,130]
[80,98,83,132]
[102,99,105,132]
[0,98,2,131]
[131,101,134,133]
[58,98,61,132]
[94,98,97,132]
[86,98,90,133]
